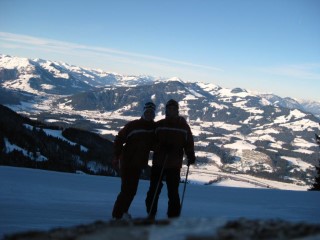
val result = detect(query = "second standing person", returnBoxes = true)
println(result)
[145,99,196,219]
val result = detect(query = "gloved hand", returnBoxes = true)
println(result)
[187,155,196,166]
[112,157,120,171]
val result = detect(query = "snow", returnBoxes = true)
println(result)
[212,121,241,131]
[259,98,272,106]
[96,128,119,136]
[3,138,48,161]
[290,109,307,119]
[183,94,198,100]
[294,149,314,154]
[40,62,69,79]
[279,118,320,132]
[159,77,183,83]
[218,88,251,98]
[40,84,55,90]
[280,156,313,171]
[196,82,220,93]
[252,127,280,135]
[274,109,307,125]
[293,137,317,148]
[186,88,204,98]
[22,124,88,152]
[224,140,256,150]
[249,133,276,142]
[42,128,88,151]
[209,101,227,110]
[1,166,319,239]
[269,141,285,149]
[213,179,263,188]
[0,55,30,69]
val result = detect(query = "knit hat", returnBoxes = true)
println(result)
[143,102,156,112]
[165,99,179,109]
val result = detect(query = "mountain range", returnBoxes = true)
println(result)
[1,53,319,190]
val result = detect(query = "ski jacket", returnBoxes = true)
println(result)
[113,118,155,168]
[153,116,195,169]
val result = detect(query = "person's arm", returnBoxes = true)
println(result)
[184,122,196,166]
[112,123,129,168]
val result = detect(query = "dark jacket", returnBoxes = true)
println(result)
[153,116,195,168]
[113,118,155,168]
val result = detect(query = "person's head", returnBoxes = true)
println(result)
[142,102,156,121]
[165,99,179,119]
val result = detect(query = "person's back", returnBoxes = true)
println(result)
[153,116,193,168]
[145,99,195,219]
[114,118,155,168]
[112,102,156,220]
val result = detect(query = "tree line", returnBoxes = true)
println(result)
[0,104,115,176]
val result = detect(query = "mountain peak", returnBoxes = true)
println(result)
[164,77,183,82]
[0,54,32,69]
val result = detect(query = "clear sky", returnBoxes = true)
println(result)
[0,0,319,101]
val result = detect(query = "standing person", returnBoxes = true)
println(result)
[145,99,196,219]
[112,102,156,220]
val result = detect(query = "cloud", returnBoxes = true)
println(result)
[0,31,223,72]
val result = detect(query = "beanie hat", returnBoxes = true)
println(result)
[165,99,179,109]
[143,102,156,112]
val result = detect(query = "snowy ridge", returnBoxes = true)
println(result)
[0,54,157,93]
[1,54,320,189]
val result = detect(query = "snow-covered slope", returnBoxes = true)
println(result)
[1,166,320,239]
[47,80,319,187]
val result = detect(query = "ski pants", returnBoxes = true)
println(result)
[112,166,142,219]
[145,166,181,218]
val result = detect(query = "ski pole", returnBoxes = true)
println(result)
[180,163,190,213]
[148,154,168,219]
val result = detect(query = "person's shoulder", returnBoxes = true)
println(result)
[178,116,188,124]
[126,118,142,127]
[179,116,187,122]
[156,119,165,125]
[178,116,191,128]
[157,118,166,123]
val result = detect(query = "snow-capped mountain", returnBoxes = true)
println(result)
[0,54,157,96]
[259,94,303,109]
[261,94,320,119]
[299,99,320,120]
[1,54,320,189]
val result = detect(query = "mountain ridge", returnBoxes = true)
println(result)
[1,53,319,189]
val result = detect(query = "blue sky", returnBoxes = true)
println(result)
[0,0,319,101]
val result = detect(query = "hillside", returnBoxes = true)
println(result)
[0,104,114,175]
